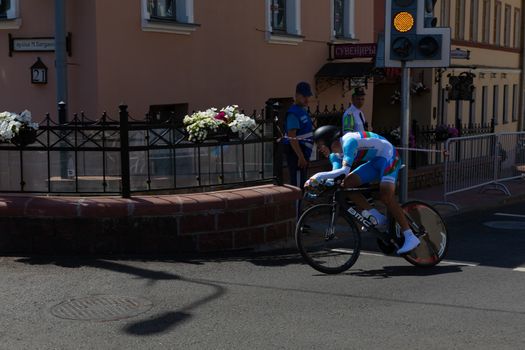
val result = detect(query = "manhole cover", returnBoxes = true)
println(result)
[51,295,153,321]
[483,221,525,230]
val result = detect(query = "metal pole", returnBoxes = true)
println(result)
[55,0,68,106]
[119,105,131,198]
[399,62,411,203]
[268,100,283,186]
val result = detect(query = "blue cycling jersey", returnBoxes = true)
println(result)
[310,131,402,185]
[341,131,394,167]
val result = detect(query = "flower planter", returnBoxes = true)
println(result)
[11,126,38,147]
[184,105,256,143]
[206,127,236,143]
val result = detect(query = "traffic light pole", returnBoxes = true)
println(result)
[399,62,411,204]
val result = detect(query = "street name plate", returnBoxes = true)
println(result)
[450,48,470,60]
[13,38,55,52]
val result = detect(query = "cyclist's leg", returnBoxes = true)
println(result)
[378,160,420,254]
[343,162,376,210]
[379,182,409,231]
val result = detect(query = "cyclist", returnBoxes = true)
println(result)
[305,125,420,255]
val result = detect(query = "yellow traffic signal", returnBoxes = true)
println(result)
[393,11,415,33]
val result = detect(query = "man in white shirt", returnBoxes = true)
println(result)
[342,87,368,134]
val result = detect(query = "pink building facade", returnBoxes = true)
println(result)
[1,0,377,121]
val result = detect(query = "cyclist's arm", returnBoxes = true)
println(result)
[310,166,351,183]
[329,153,343,170]
[342,137,358,167]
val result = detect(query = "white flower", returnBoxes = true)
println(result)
[184,105,256,142]
[0,110,38,141]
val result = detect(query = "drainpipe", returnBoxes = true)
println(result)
[55,0,68,113]
[520,0,525,131]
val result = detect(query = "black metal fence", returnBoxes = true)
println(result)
[375,119,495,168]
[307,103,496,169]
[0,101,497,196]
[0,104,278,197]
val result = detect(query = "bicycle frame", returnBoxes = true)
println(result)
[329,187,398,245]
[310,181,430,243]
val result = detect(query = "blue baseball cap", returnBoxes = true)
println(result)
[296,82,313,97]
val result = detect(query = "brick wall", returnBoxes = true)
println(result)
[0,185,301,254]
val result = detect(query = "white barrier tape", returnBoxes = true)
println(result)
[396,147,448,154]
[277,135,314,143]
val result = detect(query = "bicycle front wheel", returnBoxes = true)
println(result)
[296,203,361,274]
[395,201,449,267]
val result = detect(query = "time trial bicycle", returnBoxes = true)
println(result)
[296,181,449,274]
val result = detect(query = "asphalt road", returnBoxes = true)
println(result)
[1,202,524,349]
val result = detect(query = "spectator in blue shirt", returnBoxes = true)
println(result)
[283,82,314,189]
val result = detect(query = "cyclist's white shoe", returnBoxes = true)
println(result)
[397,231,420,255]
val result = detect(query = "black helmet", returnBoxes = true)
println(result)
[313,125,341,147]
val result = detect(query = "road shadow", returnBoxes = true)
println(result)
[125,312,192,335]
[346,264,463,279]
[13,248,306,270]
[15,256,226,336]
[443,205,525,269]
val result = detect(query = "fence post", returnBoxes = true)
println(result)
[119,104,131,198]
[268,100,283,186]
[58,101,68,179]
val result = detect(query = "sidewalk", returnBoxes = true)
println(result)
[409,178,525,217]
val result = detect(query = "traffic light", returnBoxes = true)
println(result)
[390,0,417,61]
[384,0,451,68]
[416,0,440,60]
[424,0,438,27]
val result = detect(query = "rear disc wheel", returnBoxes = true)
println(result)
[392,201,449,267]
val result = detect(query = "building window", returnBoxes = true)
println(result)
[455,0,465,40]
[141,0,198,34]
[503,84,509,124]
[493,85,499,125]
[504,5,511,47]
[440,0,451,27]
[271,0,287,32]
[334,0,344,37]
[494,1,502,46]
[512,84,518,122]
[514,9,521,48]
[0,0,20,29]
[482,0,491,43]
[0,0,9,18]
[332,0,355,39]
[266,0,303,45]
[481,86,488,125]
[148,0,176,19]
[470,0,479,42]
